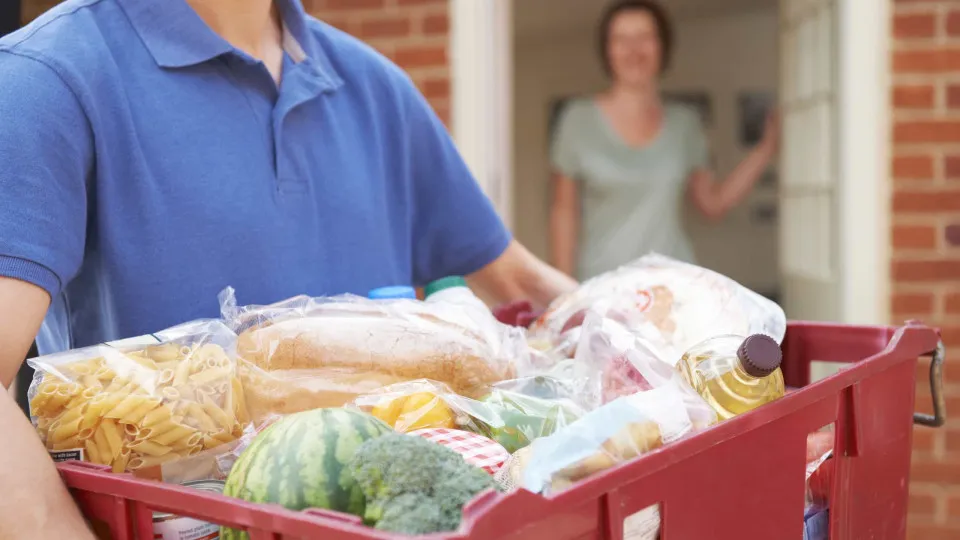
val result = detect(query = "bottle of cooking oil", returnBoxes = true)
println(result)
[676,334,785,422]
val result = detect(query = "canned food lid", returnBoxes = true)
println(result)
[153,480,224,520]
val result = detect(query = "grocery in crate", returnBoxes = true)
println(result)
[32,254,862,539]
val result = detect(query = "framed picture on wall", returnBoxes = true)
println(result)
[738,91,775,146]
[663,91,713,128]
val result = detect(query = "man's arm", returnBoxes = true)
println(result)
[0,278,96,539]
[468,240,578,311]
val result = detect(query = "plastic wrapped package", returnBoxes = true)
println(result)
[804,433,833,540]
[350,378,585,454]
[519,383,715,495]
[218,288,527,423]
[27,320,251,477]
[528,254,787,367]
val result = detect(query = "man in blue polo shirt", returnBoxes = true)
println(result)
[0,0,577,536]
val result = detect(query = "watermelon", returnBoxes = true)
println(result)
[220,408,393,540]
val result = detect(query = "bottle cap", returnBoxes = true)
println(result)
[424,276,467,298]
[368,286,417,300]
[737,334,783,378]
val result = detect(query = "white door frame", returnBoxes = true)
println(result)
[449,0,514,229]
[450,0,890,324]
[836,0,890,325]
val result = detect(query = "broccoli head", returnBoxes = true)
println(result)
[349,433,501,535]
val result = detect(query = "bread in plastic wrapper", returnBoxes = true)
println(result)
[528,253,787,367]
[350,378,585,453]
[218,288,525,423]
[27,320,251,477]
[520,383,714,495]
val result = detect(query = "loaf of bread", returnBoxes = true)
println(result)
[231,297,520,420]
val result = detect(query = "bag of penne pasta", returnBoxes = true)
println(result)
[27,319,252,478]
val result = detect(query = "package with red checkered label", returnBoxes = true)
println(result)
[407,428,509,475]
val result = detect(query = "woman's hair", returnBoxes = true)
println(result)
[597,0,675,76]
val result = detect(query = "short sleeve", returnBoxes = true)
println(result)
[0,51,92,297]
[400,74,512,286]
[549,101,582,179]
[686,110,710,172]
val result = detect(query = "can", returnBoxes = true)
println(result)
[152,480,224,540]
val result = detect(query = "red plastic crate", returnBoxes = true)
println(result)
[59,321,946,540]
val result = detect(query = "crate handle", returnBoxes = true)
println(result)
[913,339,946,428]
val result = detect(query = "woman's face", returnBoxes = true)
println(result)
[606,10,662,87]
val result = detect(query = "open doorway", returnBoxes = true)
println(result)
[511,0,782,302]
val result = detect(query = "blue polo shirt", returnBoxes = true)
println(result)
[0,0,512,354]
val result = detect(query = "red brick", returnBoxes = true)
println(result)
[895,85,936,109]
[895,121,960,143]
[893,260,960,282]
[946,224,960,246]
[397,0,446,5]
[423,13,449,35]
[895,225,939,249]
[894,292,936,314]
[913,425,936,453]
[356,16,412,39]
[947,85,960,109]
[895,155,936,181]
[946,292,960,313]
[946,155,960,180]
[418,77,450,100]
[942,326,960,347]
[949,10,960,36]
[319,0,385,10]
[947,428,960,454]
[909,490,938,518]
[911,457,960,484]
[894,49,960,73]
[893,190,960,212]
[393,45,447,69]
[907,524,960,540]
[895,12,937,39]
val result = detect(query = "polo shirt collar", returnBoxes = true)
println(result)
[116,0,342,88]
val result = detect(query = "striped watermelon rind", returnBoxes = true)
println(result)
[219,408,393,540]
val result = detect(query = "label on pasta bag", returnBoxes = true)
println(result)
[50,449,85,463]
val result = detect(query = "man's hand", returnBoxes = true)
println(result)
[0,277,96,539]
[467,240,578,311]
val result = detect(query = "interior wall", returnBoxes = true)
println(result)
[512,8,780,295]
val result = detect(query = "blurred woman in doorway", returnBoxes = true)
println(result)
[549,0,780,281]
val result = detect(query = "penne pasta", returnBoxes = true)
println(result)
[201,396,233,431]
[141,404,173,428]
[157,368,174,385]
[152,423,198,446]
[161,387,181,402]
[84,439,102,465]
[50,417,82,444]
[112,449,131,473]
[104,394,152,420]
[172,432,203,451]
[122,399,161,425]
[128,453,179,470]
[51,436,82,451]
[212,430,235,444]
[189,367,231,385]
[185,402,218,432]
[128,439,172,458]
[100,419,123,459]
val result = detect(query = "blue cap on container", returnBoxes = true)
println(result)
[368,286,417,300]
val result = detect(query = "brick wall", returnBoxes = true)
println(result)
[20,0,452,126]
[892,1,960,538]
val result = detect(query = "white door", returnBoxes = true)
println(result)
[779,0,889,324]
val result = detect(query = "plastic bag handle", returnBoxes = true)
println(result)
[914,338,946,428]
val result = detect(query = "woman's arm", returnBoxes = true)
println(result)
[689,111,780,221]
[549,173,580,277]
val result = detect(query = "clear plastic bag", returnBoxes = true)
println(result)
[27,319,251,476]
[218,287,527,423]
[804,431,833,540]
[519,384,708,495]
[528,253,787,367]
[350,378,585,454]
